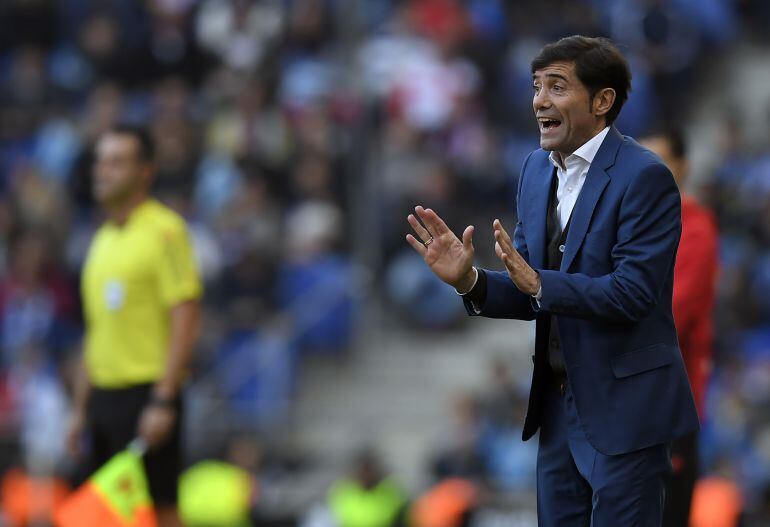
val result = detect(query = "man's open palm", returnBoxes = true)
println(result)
[406,206,476,291]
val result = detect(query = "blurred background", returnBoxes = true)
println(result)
[0,0,769,525]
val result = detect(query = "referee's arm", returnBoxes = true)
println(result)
[138,300,201,448]
[139,218,203,449]
[155,300,201,402]
[66,357,92,456]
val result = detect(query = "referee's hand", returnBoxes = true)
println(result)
[66,411,86,457]
[137,403,176,450]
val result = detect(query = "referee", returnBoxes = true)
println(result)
[67,126,202,527]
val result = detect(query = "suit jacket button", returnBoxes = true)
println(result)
[558,244,566,253]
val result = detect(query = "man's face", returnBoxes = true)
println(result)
[532,61,604,155]
[93,133,148,206]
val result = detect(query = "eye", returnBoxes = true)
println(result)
[533,84,541,93]
[553,84,564,92]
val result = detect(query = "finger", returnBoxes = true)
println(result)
[493,218,512,240]
[408,214,432,243]
[494,231,516,261]
[416,206,449,236]
[495,240,504,261]
[406,234,428,257]
[499,253,518,282]
[499,243,525,272]
[501,252,518,274]
[507,245,525,264]
[493,219,515,248]
[461,225,474,252]
[497,247,516,272]
[494,230,515,258]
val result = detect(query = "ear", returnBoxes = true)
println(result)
[141,163,156,188]
[593,88,616,119]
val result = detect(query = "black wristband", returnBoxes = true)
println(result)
[149,394,177,408]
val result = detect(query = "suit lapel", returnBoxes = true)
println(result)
[527,163,555,270]
[560,127,623,271]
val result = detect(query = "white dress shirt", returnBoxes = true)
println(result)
[533,126,609,301]
[548,126,610,230]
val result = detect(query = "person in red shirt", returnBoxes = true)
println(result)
[641,130,719,527]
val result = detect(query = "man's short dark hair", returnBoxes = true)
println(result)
[531,36,631,125]
[106,124,155,162]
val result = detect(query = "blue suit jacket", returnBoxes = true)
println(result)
[466,126,699,455]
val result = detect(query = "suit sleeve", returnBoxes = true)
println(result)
[536,162,681,323]
[463,153,536,321]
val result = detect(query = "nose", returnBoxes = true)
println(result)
[533,89,551,112]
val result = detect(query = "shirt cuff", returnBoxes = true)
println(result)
[532,275,542,308]
[455,267,479,296]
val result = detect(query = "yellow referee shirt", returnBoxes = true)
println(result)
[82,199,202,388]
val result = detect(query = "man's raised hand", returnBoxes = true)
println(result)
[406,206,477,292]
[493,218,541,296]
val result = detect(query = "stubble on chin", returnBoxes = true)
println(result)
[539,138,557,151]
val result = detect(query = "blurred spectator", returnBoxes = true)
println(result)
[480,357,521,429]
[179,434,261,527]
[477,359,536,492]
[213,318,297,428]
[431,392,485,480]
[690,471,744,527]
[180,458,253,527]
[0,469,70,527]
[196,0,284,73]
[1,47,50,123]
[0,229,77,367]
[327,449,407,527]
[277,200,357,355]
[0,0,57,50]
[384,249,467,329]
[410,478,478,527]
[641,130,720,526]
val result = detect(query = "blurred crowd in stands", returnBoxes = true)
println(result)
[1,0,770,525]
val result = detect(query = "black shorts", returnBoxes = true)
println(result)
[85,383,183,506]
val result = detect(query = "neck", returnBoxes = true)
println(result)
[556,122,609,162]
[106,192,148,226]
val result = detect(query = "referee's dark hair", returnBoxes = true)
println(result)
[531,36,632,125]
[107,124,155,163]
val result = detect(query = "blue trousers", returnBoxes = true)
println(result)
[536,380,672,526]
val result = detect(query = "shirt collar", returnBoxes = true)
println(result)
[106,198,154,229]
[549,126,611,171]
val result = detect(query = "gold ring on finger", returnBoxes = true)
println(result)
[423,236,434,247]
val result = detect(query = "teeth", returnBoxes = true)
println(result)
[538,117,560,129]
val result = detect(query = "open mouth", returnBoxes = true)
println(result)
[538,117,562,133]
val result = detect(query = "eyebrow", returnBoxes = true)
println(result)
[532,73,569,82]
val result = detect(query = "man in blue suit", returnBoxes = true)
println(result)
[406,36,699,526]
